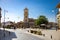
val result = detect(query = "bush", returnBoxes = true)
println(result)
[30,30,42,35]
[37,31,42,35]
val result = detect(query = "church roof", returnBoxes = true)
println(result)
[56,3,60,8]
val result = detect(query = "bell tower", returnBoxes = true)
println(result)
[23,8,29,28]
[24,8,28,22]
[0,7,2,27]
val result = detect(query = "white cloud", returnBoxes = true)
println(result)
[52,10,54,13]
[59,8,60,11]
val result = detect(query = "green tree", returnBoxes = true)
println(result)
[35,15,48,28]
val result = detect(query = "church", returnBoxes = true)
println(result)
[16,8,36,28]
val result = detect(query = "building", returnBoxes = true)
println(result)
[16,8,36,28]
[47,22,58,29]
[0,7,2,27]
[16,21,23,28]
[24,8,28,22]
[2,21,15,28]
[56,3,60,29]
[23,8,36,28]
[28,18,35,28]
[23,8,29,28]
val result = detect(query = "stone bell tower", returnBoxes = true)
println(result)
[23,8,29,28]
[56,3,60,29]
[0,7,2,27]
[24,8,28,22]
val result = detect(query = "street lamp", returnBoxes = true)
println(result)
[0,7,2,27]
[3,10,8,28]
[3,10,8,37]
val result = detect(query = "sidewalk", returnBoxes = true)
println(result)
[25,30,50,40]
[0,28,17,40]
[25,29,60,40]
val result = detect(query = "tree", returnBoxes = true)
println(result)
[35,15,48,28]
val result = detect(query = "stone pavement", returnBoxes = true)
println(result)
[25,28,60,40]
[0,28,17,40]
[41,29,60,40]
[0,28,45,40]
[0,28,60,40]
[14,29,45,40]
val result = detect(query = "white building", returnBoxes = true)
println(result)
[56,3,60,28]
[2,21,14,27]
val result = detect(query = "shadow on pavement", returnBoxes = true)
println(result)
[0,29,17,40]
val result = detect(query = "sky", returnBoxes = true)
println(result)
[0,0,60,23]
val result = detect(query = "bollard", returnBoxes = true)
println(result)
[51,35,52,39]
[43,34,45,36]
[9,32,10,36]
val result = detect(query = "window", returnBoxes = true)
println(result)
[25,16,27,18]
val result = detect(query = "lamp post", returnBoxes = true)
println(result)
[0,7,2,27]
[3,10,8,28]
[3,10,8,37]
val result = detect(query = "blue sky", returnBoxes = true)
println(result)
[0,0,60,23]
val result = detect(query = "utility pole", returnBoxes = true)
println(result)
[0,7,2,27]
